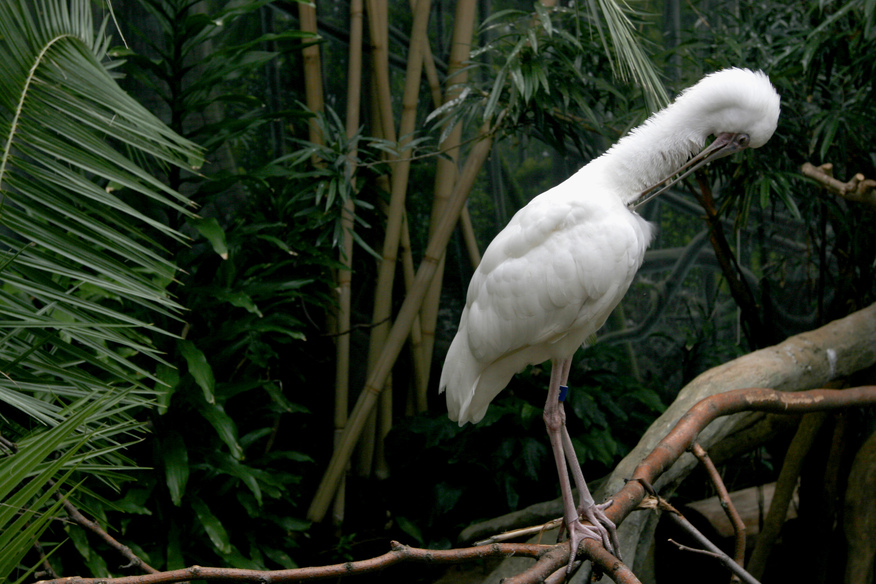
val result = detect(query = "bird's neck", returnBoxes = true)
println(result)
[597,105,708,205]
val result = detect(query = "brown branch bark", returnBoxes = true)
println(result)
[33,387,876,584]
[49,482,158,575]
[637,479,759,584]
[590,301,876,575]
[34,541,554,584]
[482,386,876,582]
[691,442,747,580]
[802,162,876,208]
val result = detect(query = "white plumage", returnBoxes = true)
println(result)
[439,68,780,565]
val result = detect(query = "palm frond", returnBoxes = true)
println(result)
[0,0,201,540]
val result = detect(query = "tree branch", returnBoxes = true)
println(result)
[31,387,876,584]
[636,478,760,584]
[35,541,554,584]
[801,162,876,208]
[48,481,159,575]
[690,442,747,580]
[692,172,771,348]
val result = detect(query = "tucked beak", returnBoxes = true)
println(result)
[629,132,751,210]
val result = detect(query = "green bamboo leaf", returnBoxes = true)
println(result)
[191,497,232,554]
[163,432,189,507]
[200,403,244,460]
[191,217,229,260]
[178,340,216,404]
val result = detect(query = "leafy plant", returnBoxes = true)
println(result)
[0,0,200,577]
[432,3,665,158]
[60,0,393,572]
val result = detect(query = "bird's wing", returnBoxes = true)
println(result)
[464,195,651,365]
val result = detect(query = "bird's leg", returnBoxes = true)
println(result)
[555,359,622,558]
[544,358,607,573]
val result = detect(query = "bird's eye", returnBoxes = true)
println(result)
[737,134,750,147]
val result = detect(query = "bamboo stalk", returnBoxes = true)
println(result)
[400,211,430,412]
[409,0,443,109]
[331,0,365,526]
[307,128,496,523]
[458,204,481,268]
[357,0,394,478]
[298,2,324,145]
[418,0,479,406]
[363,0,433,478]
[356,78,389,477]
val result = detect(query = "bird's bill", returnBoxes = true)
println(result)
[629,132,751,210]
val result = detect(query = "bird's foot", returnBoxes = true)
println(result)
[564,517,608,574]
[564,501,621,573]
[580,499,621,558]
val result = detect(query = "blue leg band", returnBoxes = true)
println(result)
[558,385,569,402]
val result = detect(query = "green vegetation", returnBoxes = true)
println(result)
[1,0,873,581]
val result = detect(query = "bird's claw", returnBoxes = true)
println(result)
[581,499,621,558]
[564,501,621,574]
[565,518,606,574]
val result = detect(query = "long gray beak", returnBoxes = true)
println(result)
[629,132,751,210]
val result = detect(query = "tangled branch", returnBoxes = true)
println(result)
[33,386,876,584]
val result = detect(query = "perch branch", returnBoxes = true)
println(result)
[479,386,876,581]
[802,162,876,208]
[32,387,876,584]
[34,541,556,584]
[691,442,747,580]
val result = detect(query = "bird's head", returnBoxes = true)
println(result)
[683,68,781,149]
[629,68,780,209]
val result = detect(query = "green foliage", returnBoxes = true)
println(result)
[674,0,876,325]
[432,3,664,158]
[0,0,199,577]
[37,0,393,573]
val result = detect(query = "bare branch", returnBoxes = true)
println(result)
[605,386,876,529]
[690,442,747,580]
[802,162,876,208]
[635,478,761,584]
[48,481,158,575]
[34,541,554,584]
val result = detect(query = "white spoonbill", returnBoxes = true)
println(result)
[439,68,780,567]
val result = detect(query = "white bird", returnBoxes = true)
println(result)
[439,68,780,568]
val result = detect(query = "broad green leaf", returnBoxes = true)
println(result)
[191,497,232,554]
[163,432,190,507]
[191,217,229,260]
[200,403,244,460]
[178,340,216,404]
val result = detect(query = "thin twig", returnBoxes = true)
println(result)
[33,540,58,580]
[475,517,563,545]
[35,541,555,584]
[0,432,19,454]
[48,482,159,575]
[634,478,761,584]
[691,442,746,582]
[668,538,722,558]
